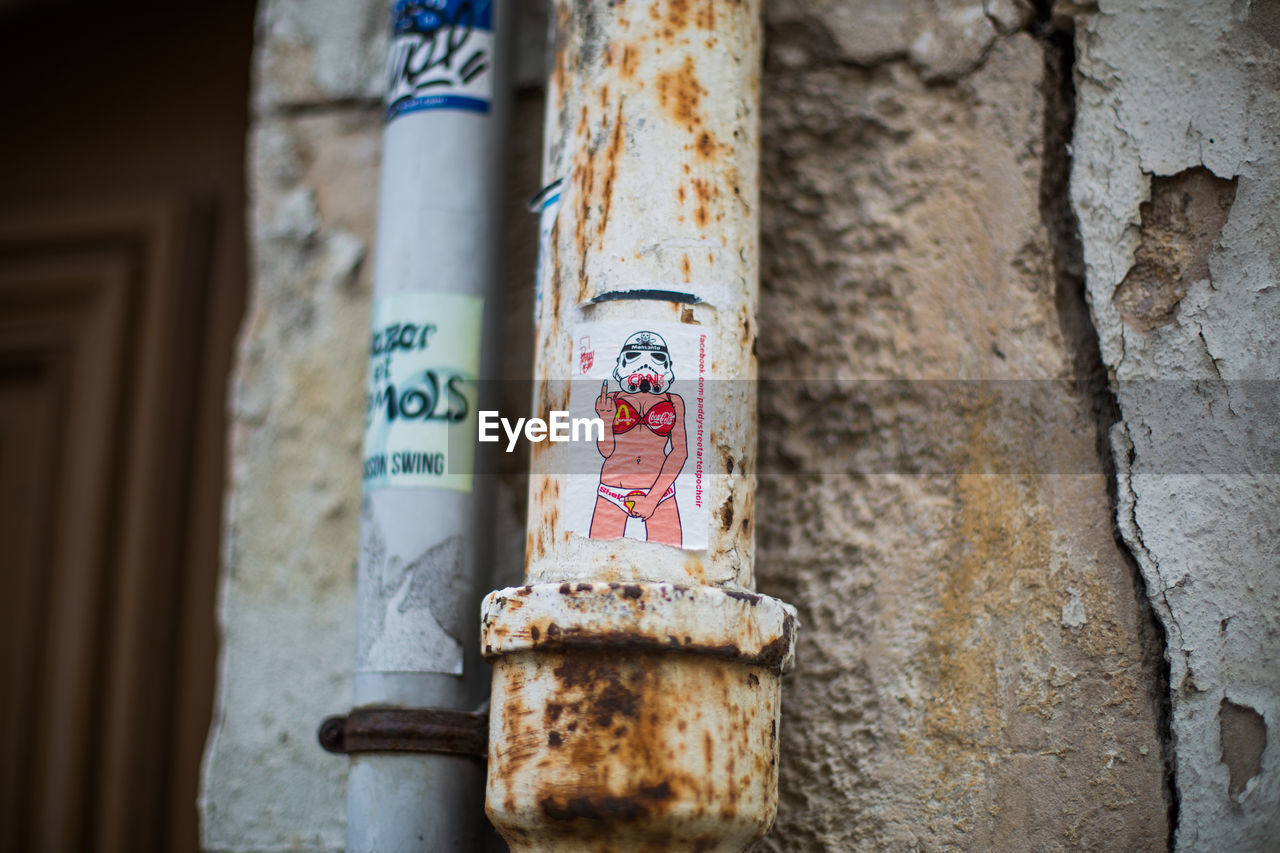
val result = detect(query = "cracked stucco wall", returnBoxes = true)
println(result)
[1071,1,1280,849]
[757,1,1169,849]
[201,1,1276,850]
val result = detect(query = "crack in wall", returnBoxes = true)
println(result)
[1033,4,1179,847]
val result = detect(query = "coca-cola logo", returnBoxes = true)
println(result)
[648,409,676,429]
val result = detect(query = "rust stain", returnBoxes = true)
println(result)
[690,177,715,203]
[620,44,639,78]
[521,652,728,834]
[572,142,592,304]
[498,689,537,776]
[905,398,1142,818]
[667,0,690,30]
[719,499,734,531]
[548,220,562,322]
[525,527,543,563]
[538,782,674,823]
[656,56,704,129]
[740,489,754,544]
[694,2,714,30]
[683,555,706,583]
[598,102,626,240]
[681,254,691,282]
[911,459,1048,808]
[695,130,716,159]
[550,2,572,94]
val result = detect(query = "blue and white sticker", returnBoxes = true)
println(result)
[386,0,494,120]
[529,178,563,322]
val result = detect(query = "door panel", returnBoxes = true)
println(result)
[0,202,213,852]
[0,3,253,850]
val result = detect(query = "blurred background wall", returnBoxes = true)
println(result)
[0,2,253,851]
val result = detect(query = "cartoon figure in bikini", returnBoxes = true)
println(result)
[590,331,687,546]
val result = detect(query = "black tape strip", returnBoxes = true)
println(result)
[590,289,701,305]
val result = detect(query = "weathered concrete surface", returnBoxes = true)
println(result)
[767,0,1033,80]
[252,0,386,111]
[199,106,379,852]
[1071,1,1280,849]
[755,8,1169,850]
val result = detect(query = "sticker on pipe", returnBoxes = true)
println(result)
[357,508,466,675]
[567,322,710,550]
[363,292,482,493]
[386,0,495,121]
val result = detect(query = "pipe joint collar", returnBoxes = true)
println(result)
[482,582,797,673]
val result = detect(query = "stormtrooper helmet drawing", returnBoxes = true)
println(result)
[612,331,675,394]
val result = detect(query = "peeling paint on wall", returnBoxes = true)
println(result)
[1114,169,1237,332]
[1072,0,1280,848]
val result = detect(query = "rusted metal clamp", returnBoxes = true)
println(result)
[318,706,489,758]
[482,582,798,672]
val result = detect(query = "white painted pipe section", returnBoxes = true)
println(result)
[483,2,797,850]
[522,0,764,588]
[347,2,510,850]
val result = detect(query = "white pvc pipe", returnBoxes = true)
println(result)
[347,2,510,850]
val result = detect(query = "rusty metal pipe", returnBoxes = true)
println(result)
[484,2,796,850]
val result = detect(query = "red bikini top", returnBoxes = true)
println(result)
[613,397,677,437]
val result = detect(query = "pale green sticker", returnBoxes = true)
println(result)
[362,292,483,492]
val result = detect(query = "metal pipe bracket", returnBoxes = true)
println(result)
[318,706,489,758]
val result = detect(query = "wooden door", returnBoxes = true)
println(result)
[0,2,254,851]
